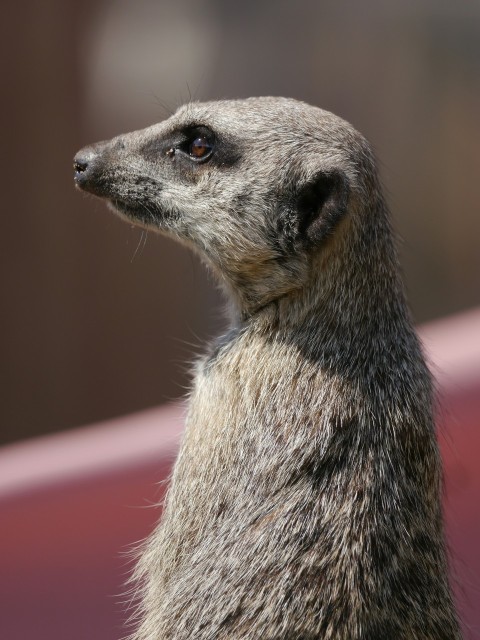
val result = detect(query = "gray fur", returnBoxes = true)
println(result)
[74,97,462,639]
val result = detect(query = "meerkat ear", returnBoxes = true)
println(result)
[296,170,350,247]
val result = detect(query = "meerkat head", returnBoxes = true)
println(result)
[74,97,378,317]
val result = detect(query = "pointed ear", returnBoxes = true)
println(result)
[296,170,350,247]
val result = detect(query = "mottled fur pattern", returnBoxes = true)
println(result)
[74,98,461,639]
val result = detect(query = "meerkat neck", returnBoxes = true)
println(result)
[249,202,410,352]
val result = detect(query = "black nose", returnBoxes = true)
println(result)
[73,146,98,184]
[74,158,88,173]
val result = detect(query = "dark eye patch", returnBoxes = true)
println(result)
[139,123,240,169]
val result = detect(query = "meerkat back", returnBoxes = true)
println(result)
[74,97,462,639]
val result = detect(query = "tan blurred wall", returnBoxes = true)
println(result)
[1,0,479,444]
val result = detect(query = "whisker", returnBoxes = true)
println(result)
[131,229,145,263]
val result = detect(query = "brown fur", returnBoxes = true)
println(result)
[74,97,462,639]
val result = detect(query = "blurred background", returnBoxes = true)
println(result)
[1,3,480,639]
[1,0,480,445]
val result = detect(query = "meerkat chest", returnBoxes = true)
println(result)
[180,332,330,475]
[191,333,304,423]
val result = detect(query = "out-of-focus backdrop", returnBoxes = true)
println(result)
[1,0,479,445]
[1,3,480,640]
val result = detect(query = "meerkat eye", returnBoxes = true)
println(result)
[176,126,215,163]
[189,136,213,160]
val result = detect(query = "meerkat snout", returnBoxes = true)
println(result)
[74,140,120,197]
[74,97,462,639]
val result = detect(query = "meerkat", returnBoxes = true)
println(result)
[74,97,462,640]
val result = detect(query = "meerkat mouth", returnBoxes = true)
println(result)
[75,169,170,228]
[108,198,170,228]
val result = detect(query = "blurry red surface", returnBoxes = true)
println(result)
[0,309,479,640]
[0,406,183,640]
